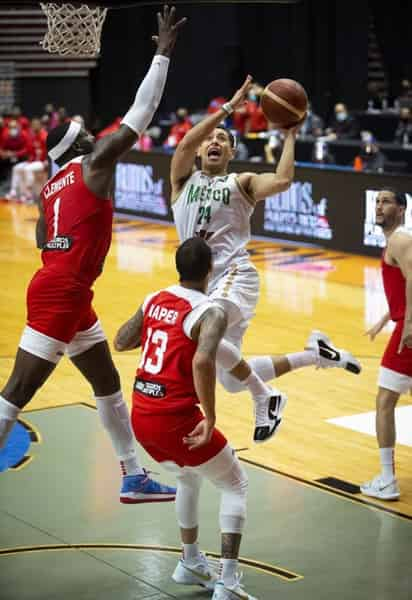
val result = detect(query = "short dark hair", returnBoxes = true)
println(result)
[175,237,212,282]
[216,125,236,148]
[380,188,407,207]
[46,122,71,156]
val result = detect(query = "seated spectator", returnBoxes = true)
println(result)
[0,119,30,187]
[56,106,69,126]
[245,84,268,134]
[367,81,388,111]
[42,103,59,130]
[8,106,30,131]
[299,102,324,137]
[232,83,260,135]
[163,107,192,151]
[311,138,336,165]
[7,118,48,202]
[326,102,360,140]
[353,136,386,173]
[394,78,412,111]
[207,96,226,114]
[134,132,153,152]
[394,107,412,146]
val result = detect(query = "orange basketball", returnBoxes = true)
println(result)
[260,78,308,129]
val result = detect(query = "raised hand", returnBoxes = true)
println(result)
[228,75,254,111]
[152,5,187,57]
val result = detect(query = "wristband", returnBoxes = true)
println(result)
[222,102,234,115]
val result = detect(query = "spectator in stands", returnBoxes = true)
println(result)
[244,83,268,134]
[310,138,336,165]
[6,118,48,203]
[367,81,388,111]
[326,102,359,140]
[43,103,59,130]
[207,95,227,114]
[163,107,192,151]
[96,115,153,152]
[394,78,412,111]
[394,108,412,146]
[299,102,324,137]
[9,106,30,131]
[0,119,30,186]
[72,114,85,128]
[56,106,69,126]
[353,137,387,173]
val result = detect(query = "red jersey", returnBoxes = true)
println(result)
[133,285,213,415]
[40,156,113,287]
[28,129,47,162]
[382,254,405,321]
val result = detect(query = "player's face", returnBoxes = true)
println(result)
[198,129,234,172]
[74,128,95,155]
[375,191,405,230]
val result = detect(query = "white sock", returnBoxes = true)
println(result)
[219,558,238,586]
[380,447,395,482]
[95,391,144,476]
[0,395,20,449]
[241,372,273,403]
[286,350,317,370]
[183,542,200,563]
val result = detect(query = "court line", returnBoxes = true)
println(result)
[239,457,412,523]
[0,543,302,581]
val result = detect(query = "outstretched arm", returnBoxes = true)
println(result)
[90,5,186,172]
[170,75,253,200]
[114,307,144,351]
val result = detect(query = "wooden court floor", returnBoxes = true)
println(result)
[0,199,411,518]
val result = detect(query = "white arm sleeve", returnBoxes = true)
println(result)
[121,54,170,135]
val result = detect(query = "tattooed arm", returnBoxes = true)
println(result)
[114,307,144,352]
[183,305,228,450]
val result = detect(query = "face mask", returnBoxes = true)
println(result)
[9,127,19,137]
[248,92,257,102]
[336,112,347,122]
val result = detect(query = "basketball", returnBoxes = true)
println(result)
[260,78,308,129]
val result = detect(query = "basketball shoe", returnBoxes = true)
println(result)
[212,575,258,600]
[253,390,287,443]
[305,330,361,374]
[120,470,176,504]
[360,475,400,500]
[172,552,219,590]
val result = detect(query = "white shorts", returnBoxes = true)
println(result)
[208,261,259,345]
[378,366,412,394]
[19,320,107,364]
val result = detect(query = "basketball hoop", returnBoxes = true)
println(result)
[39,3,108,57]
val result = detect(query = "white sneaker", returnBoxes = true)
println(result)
[305,330,361,374]
[212,575,258,600]
[253,389,287,443]
[172,552,219,590]
[360,475,400,500]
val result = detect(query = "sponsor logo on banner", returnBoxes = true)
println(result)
[263,181,333,241]
[363,189,412,248]
[115,163,168,216]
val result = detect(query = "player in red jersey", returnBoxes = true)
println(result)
[0,5,186,503]
[114,237,258,600]
[361,189,410,501]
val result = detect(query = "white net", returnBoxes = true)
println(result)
[40,3,108,57]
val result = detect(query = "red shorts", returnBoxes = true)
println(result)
[26,268,97,343]
[131,405,227,468]
[381,319,412,376]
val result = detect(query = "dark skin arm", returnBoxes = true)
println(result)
[83,5,186,199]
[114,307,144,351]
[35,197,47,249]
[183,306,228,450]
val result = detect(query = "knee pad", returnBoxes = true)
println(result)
[217,366,245,394]
[219,462,248,534]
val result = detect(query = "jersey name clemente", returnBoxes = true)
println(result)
[148,303,179,325]
[186,181,231,206]
[44,171,75,199]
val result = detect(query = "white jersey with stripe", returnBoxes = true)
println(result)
[172,171,255,281]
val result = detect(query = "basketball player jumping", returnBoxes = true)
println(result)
[170,76,361,439]
[115,237,257,600]
[0,5,185,503]
[361,189,411,501]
